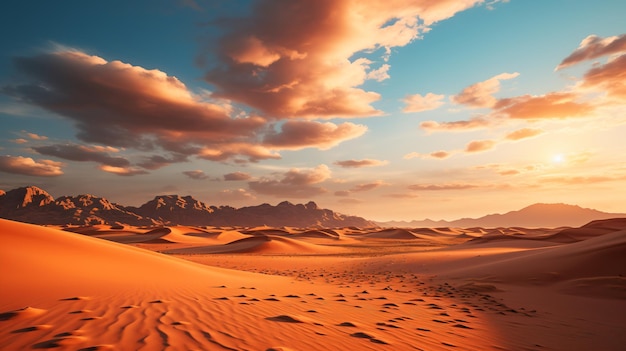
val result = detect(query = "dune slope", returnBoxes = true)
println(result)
[1,219,511,351]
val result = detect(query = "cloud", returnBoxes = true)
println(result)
[3,50,270,162]
[33,143,131,167]
[248,164,331,198]
[263,121,367,150]
[334,159,388,168]
[420,116,493,132]
[0,155,63,177]
[408,183,477,191]
[24,131,48,140]
[204,0,488,119]
[334,190,351,197]
[581,54,626,100]
[224,171,252,181]
[349,180,388,192]
[12,138,28,144]
[183,170,209,180]
[465,139,496,153]
[556,34,626,70]
[504,128,543,141]
[404,150,452,159]
[452,72,519,108]
[99,165,148,176]
[137,154,188,170]
[494,92,594,119]
[402,92,445,113]
[498,169,520,176]
[366,64,391,82]
[198,143,281,163]
[538,174,626,185]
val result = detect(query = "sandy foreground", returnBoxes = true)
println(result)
[1,219,625,350]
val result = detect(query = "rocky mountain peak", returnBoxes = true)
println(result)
[0,186,55,210]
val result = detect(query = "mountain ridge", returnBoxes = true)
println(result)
[0,186,376,228]
[376,203,626,228]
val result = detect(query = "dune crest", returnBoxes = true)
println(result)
[1,218,625,350]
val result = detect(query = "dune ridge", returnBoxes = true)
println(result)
[2,218,625,350]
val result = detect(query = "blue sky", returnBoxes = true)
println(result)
[1,0,625,221]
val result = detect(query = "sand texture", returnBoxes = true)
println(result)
[1,218,625,350]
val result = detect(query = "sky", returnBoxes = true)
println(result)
[1,0,625,221]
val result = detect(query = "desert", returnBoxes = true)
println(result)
[1,208,624,350]
[2,1,626,350]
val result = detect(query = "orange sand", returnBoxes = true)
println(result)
[1,218,625,350]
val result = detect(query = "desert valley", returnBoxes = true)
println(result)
[1,186,625,350]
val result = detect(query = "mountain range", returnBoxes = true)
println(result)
[0,186,376,228]
[0,186,623,228]
[376,203,626,228]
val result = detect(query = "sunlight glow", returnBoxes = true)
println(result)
[552,154,565,163]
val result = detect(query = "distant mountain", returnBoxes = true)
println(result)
[377,203,626,228]
[129,195,219,226]
[0,186,154,226]
[0,186,376,228]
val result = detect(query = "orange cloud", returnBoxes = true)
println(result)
[408,183,477,191]
[420,116,492,132]
[248,164,331,198]
[6,50,270,163]
[0,155,63,177]
[24,132,48,140]
[349,180,388,192]
[204,0,487,119]
[99,165,148,176]
[404,150,453,160]
[538,174,626,185]
[12,138,28,144]
[402,92,445,113]
[556,34,626,70]
[581,54,626,100]
[334,159,388,168]
[452,72,519,108]
[263,121,367,150]
[224,171,252,181]
[33,143,131,168]
[465,139,496,153]
[494,92,594,119]
[198,144,281,163]
[505,128,543,141]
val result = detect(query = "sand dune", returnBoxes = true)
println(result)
[361,228,419,239]
[2,218,625,350]
[164,234,340,255]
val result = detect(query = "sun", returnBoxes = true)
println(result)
[552,154,565,163]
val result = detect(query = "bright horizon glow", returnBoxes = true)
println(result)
[0,1,625,222]
[552,154,565,163]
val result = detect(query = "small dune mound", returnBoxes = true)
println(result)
[243,228,292,236]
[0,306,46,321]
[545,218,626,243]
[363,228,418,239]
[410,228,448,236]
[558,276,626,300]
[266,315,305,323]
[164,234,335,255]
[221,235,331,254]
[292,230,340,239]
